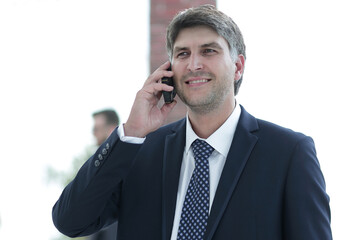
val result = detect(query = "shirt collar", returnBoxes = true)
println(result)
[185,102,241,157]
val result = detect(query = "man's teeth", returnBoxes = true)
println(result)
[189,79,208,84]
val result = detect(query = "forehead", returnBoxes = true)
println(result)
[174,25,228,49]
[94,114,107,124]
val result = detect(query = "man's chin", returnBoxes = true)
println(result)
[181,97,217,114]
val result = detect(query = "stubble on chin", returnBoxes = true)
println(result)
[176,72,233,115]
[179,92,218,115]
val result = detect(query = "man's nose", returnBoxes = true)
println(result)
[187,53,203,72]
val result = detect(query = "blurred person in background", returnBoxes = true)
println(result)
[89,109,119,240]
[92,109,120,146]
[48,109,119,240]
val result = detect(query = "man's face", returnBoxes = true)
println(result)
[171,26,242,114]
[93,115,113,145]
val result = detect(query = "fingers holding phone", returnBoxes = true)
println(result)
[161,65,177,104]
[124,62,177,138]
[141,61,175,103]
[143,61,173,86]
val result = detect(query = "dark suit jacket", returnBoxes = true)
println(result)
[52,106,332,239]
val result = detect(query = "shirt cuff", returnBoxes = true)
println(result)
[117,124,146,144]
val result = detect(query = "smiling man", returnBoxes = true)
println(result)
[170,25,244,138]
[53,5,332,240]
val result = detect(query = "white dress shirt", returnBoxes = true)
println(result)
[170,103,241,240]
[117,103,241,240]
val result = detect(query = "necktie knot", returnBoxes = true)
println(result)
[192,139,214,163]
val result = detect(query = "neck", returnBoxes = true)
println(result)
[188,98,236,139]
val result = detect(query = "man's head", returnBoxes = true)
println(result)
[166,4,246,95]
[92,109,119,145]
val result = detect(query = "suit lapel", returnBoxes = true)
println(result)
[162,119,186,240]
[204,107,259,240]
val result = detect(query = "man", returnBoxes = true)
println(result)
[92,109,120,146]
[90,109,119,240]
[53,5,332,240]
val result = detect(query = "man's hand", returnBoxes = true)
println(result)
[124,61,177,138]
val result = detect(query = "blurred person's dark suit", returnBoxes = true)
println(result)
[89,223,117,240]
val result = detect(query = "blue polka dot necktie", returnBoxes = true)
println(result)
[177,139,214,240]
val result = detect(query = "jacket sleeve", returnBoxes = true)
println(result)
[52,129,142,237]
[284,136,332,239]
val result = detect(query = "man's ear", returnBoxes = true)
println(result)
[234,54,245,81]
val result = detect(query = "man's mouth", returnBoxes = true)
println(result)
[185,78,211,85]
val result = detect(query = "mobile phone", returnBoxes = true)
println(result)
[161,66,176,103]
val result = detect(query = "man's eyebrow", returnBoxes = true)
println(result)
[173,42,223,54]
[201,42,223,49]
[173,46,189,54]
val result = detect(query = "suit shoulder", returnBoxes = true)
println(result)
[255,118,310,144]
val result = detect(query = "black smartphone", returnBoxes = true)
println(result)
[161,66,176,103]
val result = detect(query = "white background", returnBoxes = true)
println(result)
[0,0,338,239]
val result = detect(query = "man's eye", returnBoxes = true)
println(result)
[203,49,216,54]
[204,49,215,53]
[177,52,189,58]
